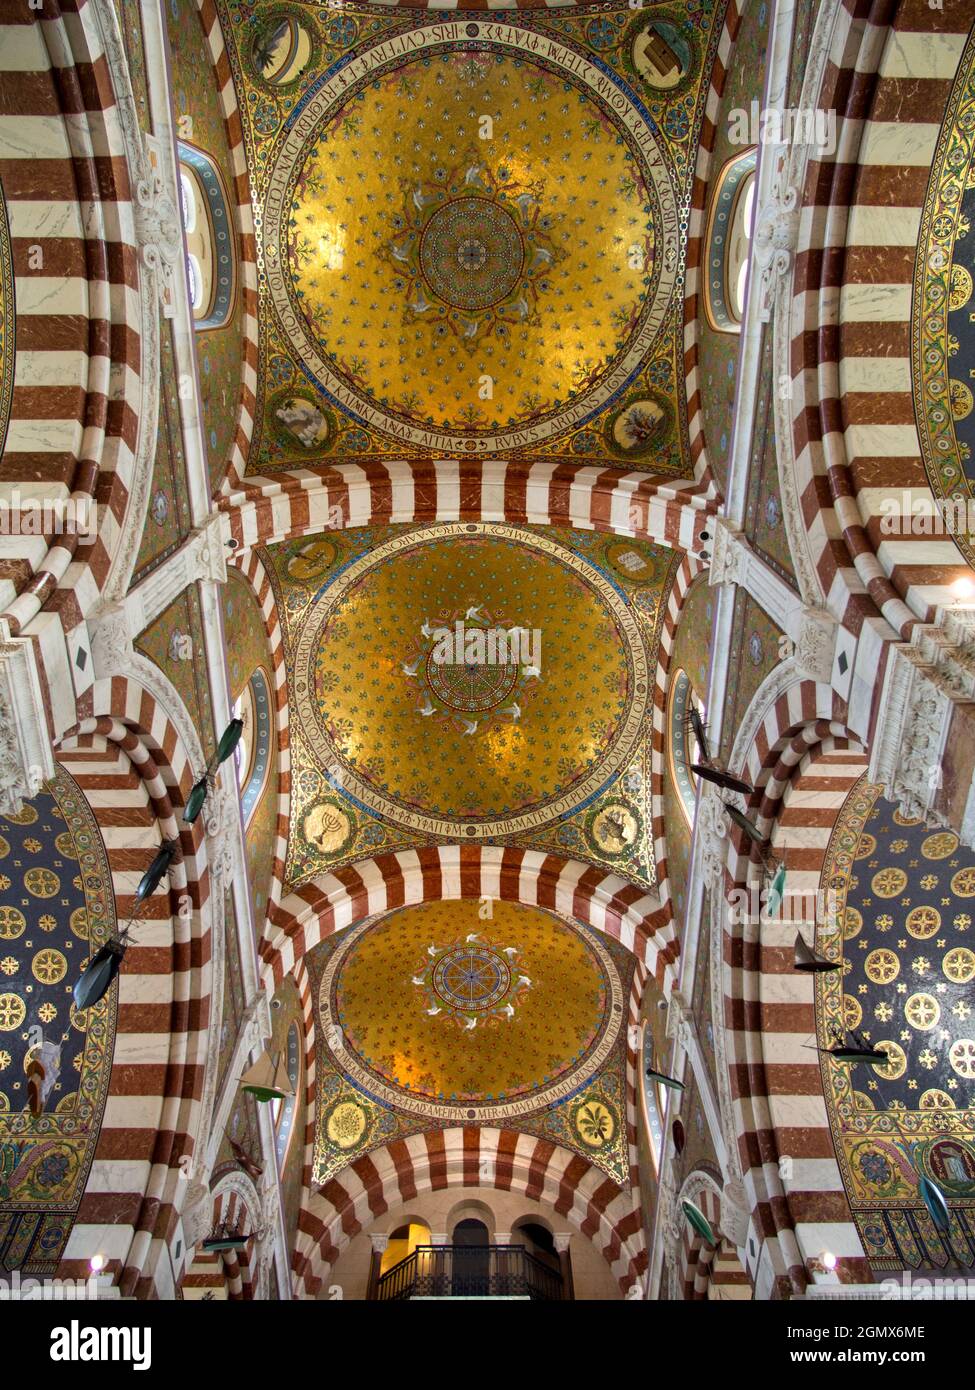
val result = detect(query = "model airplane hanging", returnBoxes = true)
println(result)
[184,718,244,825]
[73,929,132,1012]
[723,802,770,851]
[226,1131,264,1182]
[73,720,243,1014]
[805,1025,890,1068]
[687,708,754,797]
[681,1199,717,1246]
[645,1065,685,1092]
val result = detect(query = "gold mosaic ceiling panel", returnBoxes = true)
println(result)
[269,521,675,887]
[215,0,726,468]
[319,900,624,1121]
[282,522,651,837]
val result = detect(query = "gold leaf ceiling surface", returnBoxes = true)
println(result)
[280,522,653,839]
[319,900,624,1120]
[214,0,726,468]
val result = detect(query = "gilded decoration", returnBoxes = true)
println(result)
[818,779,975,1269]
[265,522,674,886]
[309,901,633,1185]
[211,0,726,468]
[913,22,975,567]
[0,771,117,1274]
[0,177,13,460]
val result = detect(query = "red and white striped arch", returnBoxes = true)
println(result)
[650,556,707,928]
[53,675,219,1298]
[786,0,974,641]
[280,884,650,1295]
[264,845,676,988]
[285,954,318,1284]
[220,461,712,557]
[714,667,870,1294]
[0,0,147,638]
[195,0,260,498]
[683,0,743,494]
[293,1127,646,1297]
[228,549,290,921]
[179,1177,261,1300]
[676,1171,724,1300]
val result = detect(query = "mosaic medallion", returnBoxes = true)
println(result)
[418,195,525,311]
[402,603,541,735]
[265,27,678,453]
[292,523,651,838]
[432,943,512,1013]
[320,900,623,1122]
[425,644,519,715]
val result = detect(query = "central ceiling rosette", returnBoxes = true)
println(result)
[381,160,566,354]
[319,900,623,1121]
[263,28,679,453]
[291,523,651,839]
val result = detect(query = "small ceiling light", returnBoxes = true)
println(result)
[89,1254,105,1273]
[951,576,975,599]
[821,1250,837,1271]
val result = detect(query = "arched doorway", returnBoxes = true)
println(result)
[452,1219,490,1296]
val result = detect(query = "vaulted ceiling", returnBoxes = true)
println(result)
[215,0,726,470]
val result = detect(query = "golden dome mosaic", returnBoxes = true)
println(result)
[290,523,651,838]
[263,27,680,454]
[318,900,624,1121]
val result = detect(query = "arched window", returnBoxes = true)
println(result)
[177,141,236,331]
[379,1222,431,1277]
[232,668,273,827]
[668,668,706,827]
[703,148,757,334]
[272,1021,301,1166]
[640,1022,668,1173]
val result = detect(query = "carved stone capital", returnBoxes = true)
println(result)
[88,603,134,680]
[665,989,695,1052]
[0,621,55,815]
[657,1172,682,1252]
[242,991,273,1057]
[179,1178,211,1249]
[696,787,729,884]
[370,1234,389,1254]
[752,162,799,324]
[792,606,837,684]
[707,519,748,589]
[868,611,975,833]
[553,1233,571,1254]
[134,135,181,318]
[719,1179,751,1248]
[188,513,229,587]
[203,778,241,897]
